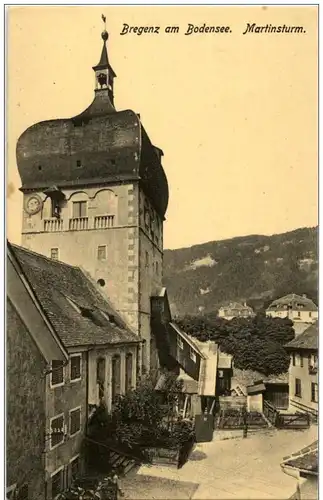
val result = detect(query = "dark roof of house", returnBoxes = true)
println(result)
[10,244,139,348]
[282,441,318,475]
[247,382,266,395]
[267,293,318,312]
[285,323,318,350]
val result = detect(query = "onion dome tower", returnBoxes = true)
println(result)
[16,18,169,373]
[16,19,169,218]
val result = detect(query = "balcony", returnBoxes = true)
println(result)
[44,218,64,232]
[94,215,115,229]
[69,217,89,231]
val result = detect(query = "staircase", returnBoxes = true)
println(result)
[108,450,140,476]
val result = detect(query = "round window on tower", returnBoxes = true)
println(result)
[97,279,106,287]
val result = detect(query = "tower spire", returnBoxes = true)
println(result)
[92,15,116,104]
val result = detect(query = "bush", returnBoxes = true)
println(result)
[87,372,194,457]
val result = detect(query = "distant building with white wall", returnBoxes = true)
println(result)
[266,294,318,324]
[218,302,255,321]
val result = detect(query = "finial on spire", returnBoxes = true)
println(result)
[101,14,109,41]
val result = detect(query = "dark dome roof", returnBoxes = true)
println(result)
[16,89,169,217]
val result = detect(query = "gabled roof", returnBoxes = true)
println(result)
[267,293,318,312]
[219,302,254,312]
[281,441,318,475]
[10,244,139,348]
[285,323,318,351]
[7,243,68,363]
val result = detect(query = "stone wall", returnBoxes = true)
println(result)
[7,298,46,499]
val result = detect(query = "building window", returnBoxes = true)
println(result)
[70,355,81,382]
[295,378,302,398]
[300,355,303,368]
[295,354,302,367]
[50,360,64,387]
[50,248,59,260]
[177,337,184,350]
[97,245,107,260]
[125,353,133,393]
[16,485,28,500]
[292,353,296,366]
[144,207,150,229]
[309,312,312,318]
[51,468,64,498]
[311,383,318,403]
[190,348,197,363]
[112,355,121,403]
[51,199,61,219]
[70,407,81,436]
[73,201,87,218]
[141,340,147,370]
[70,456,80,482]
[97,357,106,401]
[145,251,149,268]
[50,414,65,449]
[76,160,82,168]
[308,354,318,374]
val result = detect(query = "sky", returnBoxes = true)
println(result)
[7,5,318,249]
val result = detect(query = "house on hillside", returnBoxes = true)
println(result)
[8,243,140,499]
[284,323,318,420]
[281,441,318,500]
[266,294,318,324]
[218,302,255,321]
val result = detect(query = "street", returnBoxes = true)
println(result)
[121,426,318,499]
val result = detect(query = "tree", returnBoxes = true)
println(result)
[87,372,194,457]
[175,313,293,376]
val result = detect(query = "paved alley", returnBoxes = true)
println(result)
[121,426,318,499]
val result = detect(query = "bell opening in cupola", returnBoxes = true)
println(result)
[97,71,108,89]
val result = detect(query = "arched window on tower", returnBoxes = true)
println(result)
[93,189,118,229]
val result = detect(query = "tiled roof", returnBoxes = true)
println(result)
[285,323,318,350]
[10,244,139,348]
[219,302,254,312]
[282,441,318,475]
[267,293,318,312]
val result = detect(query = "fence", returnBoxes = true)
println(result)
[263,400,279,426]
[218,396,247,411]
[216,408,267,430]
[263,400,310,429]
[276,412,310,429]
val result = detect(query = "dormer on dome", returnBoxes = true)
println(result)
[93,16,116,107]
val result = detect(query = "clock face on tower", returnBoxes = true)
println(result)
[25,195,43,215]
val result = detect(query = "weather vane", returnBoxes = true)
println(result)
[102,14,107,30]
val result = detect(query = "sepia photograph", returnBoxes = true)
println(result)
[6,4,318,500]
